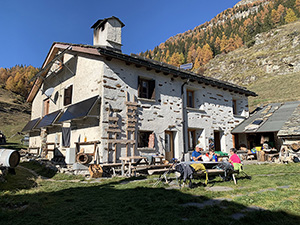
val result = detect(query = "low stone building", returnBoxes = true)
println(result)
[22,17,256,164]
[232,101,300,152]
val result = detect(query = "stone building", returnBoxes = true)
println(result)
[22,17,256,163]
[232,101,300,151]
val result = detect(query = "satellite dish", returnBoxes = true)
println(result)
[44,87,54,97]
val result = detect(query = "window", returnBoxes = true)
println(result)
[252,119,263,125]
[64,85,73,106]
[188,129,196,151]
[43,98,50,116]
[187,90,194,108]
[138,77,155,100]
[138,131,153,148]
[232,99,237,115]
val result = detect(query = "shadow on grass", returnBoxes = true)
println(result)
[19,161,57,179]
[0,166,37,191]
[1,177,299,225]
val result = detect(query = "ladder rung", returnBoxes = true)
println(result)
[127,118,137,122]
[108,117,119,121]
[125,101,139,106]
[109,124,119,128]
[127,106,137,110]
[107,140,135,144]
[127,128,136,132]
[105,129,121,133]
[127,112,137,116]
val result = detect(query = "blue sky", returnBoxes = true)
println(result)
[0,0,239,68]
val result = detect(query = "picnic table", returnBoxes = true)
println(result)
[179,161,245,185]
[120,155,164,176]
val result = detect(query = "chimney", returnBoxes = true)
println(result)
[91,16,125,51]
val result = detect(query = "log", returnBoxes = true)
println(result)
[89,164,103,178]
[257,151,265,162]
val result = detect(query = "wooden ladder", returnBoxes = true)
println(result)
[125,92,138,157]
[106,110,121,163]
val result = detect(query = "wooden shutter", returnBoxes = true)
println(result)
[64,85,73,106]
[43,99,50,116]
[137,77,141,98]
[149,79,155,100]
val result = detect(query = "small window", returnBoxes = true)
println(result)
[252,119,263,125]
[232,99,237,115]
[64,85,73,106]
[187,90,194,108]
[138,131,153,148]
[138,77,155,100]
[43,98,50,116]
[188,129,196,151]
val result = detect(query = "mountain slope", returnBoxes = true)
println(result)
[0,88,30,144]
[140,0,299,71]
[204,20,300,108]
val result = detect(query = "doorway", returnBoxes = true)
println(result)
[165,131,174,161]
[214,130,221,151]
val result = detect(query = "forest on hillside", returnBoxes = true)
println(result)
[140,0,300,70]
[0,65,39,100]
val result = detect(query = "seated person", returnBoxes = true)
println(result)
[208,149,218,161]
[228,148,241,165]
[192,145,202,161]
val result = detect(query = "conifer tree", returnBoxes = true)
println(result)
[296,0,300,12]
[285,8,297,23]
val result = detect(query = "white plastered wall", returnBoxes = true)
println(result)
[29,53,105,154]
[185,82,249,154]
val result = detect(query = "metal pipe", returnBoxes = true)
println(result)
[181,79,189,161]
[0,149,20,168]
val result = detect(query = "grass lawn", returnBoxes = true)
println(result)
[0,162,299,225]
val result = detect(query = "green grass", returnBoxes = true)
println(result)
[1,162,300,225]
[247,72,300,109]
[0,87,31,148]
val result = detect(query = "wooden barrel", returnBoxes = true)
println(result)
[0,149,20,167]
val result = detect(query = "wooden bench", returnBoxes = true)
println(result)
[194,168,240,184]
[147,167,175,175]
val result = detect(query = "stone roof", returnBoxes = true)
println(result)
[65,43,256,97]
[277,104,300,137]
[91,16,125,29]
[232,101,300,135]
[27,42,257,102]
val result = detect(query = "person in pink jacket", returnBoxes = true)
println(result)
[228,148,241,165]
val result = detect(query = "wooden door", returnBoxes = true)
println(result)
[214,131,221,151]
[165,131,174,161]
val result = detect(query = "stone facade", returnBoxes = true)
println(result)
[26,17,254,163]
